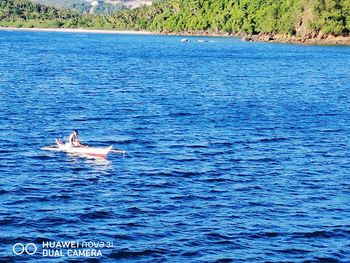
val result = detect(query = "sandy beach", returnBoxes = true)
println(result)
[0,27,153,35]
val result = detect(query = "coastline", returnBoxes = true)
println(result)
[0,27,152,35]
[241,32,350,46]
[1,26,349,45]
[164,30,350,45]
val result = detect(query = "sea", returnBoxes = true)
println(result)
[0,30,350,262]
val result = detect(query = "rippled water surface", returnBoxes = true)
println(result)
[1,30,350,262]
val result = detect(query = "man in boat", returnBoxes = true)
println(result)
[69,130,82,147]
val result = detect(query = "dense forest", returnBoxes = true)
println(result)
[0,0,349,37]
[0,0,81,28]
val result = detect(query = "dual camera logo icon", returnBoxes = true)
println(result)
[12,243,37,255]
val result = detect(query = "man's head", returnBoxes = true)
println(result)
[74,130,79,135]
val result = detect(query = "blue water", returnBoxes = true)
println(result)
[0,30,350,262]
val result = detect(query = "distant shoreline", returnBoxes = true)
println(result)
[0,27,153,35]
[1,26,349,45]
[164,31,350,46]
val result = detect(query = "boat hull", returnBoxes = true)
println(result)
[55,139,113,158]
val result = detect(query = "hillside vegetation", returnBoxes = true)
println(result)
[121,0,350,36]
[0,0,349,38]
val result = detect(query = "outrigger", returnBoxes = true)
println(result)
[41,138,125,158]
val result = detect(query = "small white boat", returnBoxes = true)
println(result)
[41,139,113,158]
[55,139,113,158]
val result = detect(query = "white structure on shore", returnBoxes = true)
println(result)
[87,0,99,14]
[84,0,99,14]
